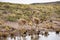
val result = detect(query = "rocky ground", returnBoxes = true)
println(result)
[0,19,60,37]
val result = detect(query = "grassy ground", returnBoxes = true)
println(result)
[0,2,60,36]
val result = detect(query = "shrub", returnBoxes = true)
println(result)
[6,16,17,22]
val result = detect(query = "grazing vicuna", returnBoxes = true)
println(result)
[18,19,27,25]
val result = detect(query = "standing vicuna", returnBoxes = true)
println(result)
[32,17,40,32]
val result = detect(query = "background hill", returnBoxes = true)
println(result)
[31,1,60,5]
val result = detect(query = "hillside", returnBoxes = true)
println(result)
[0,2,60,36]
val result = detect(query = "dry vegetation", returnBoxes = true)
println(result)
[0,2,60,36]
